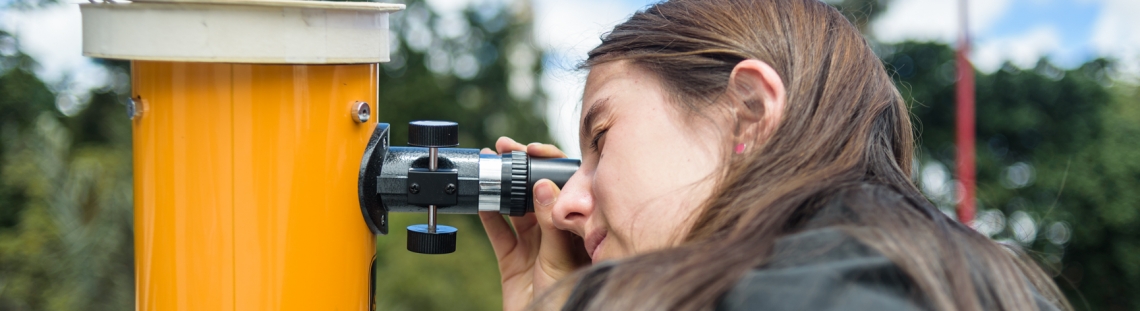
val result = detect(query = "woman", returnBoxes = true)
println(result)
[479,0,1070,310]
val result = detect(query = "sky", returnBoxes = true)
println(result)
[1,0,1138,156]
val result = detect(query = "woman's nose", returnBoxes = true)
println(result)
[550,170,594,237]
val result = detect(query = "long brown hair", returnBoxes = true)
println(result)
[538,0,1071,310]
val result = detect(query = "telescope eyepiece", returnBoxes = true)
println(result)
[499,151,579,216]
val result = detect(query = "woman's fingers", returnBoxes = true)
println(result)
[484,138,535,262]
[479,147,519,259]
[496,137,528,155]
[526,143,567,158]
[481,137,578,310]
[509,213,541,255]
[531,179,589,289]
[479,211,517,259]
[495,136,567,159]
[488,137,572,261]
[533,178,588,258]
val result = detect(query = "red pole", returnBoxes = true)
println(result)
[956,0,976,225]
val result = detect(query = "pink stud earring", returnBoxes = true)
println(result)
[735,143,746,154]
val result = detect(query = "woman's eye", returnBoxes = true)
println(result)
[589,129,608,151]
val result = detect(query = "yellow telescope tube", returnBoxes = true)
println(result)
[81,0,404,310]
[131,62,378,310]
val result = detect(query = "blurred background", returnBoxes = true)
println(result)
[0,0,1137,310]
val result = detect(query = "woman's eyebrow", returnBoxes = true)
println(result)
[581,97,612,135]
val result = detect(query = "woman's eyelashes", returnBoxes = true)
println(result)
[589,129,608,152]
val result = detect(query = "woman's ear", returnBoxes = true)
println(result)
[728,59,786,151]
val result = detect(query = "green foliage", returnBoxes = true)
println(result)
[824,0,890,33]
[882,41,1140,310]
[0,30,135,310]
[1057,80,1140,311]
[0,54,53,230]
[376,0,551,148]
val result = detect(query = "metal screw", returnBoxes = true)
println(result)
[352,101,371,123]
[127,97,142,120]
[445,183,456,195]
[409,183,420,194]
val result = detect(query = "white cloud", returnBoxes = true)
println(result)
[540,65,586,157]
[0,3,112,113]
[533,0,633,65]
[872,0,1012,43]
[972,26,1062,72]
[533,0,641,157]
[1090,0,1140,79]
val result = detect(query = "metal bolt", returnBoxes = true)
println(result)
[127,97,142,120]
[409,183,420,194]
[445,183,456,195]
[352,101,371,123]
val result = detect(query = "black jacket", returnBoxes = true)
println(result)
[716,227,1059,311]
[564,186,1061,311]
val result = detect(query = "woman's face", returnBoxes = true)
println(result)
[552,60,731,263]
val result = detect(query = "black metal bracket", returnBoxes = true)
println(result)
[406,168,459,206]
[358,123,390,235]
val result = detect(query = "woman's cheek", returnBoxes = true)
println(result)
[590,159,615,220]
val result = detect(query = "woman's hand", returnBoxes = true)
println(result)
[480,137,591,311]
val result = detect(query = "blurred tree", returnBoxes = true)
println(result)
[376,0,550,148]
[824,0,890,33]
[1057,79,1140,311]
[882,41,1138,310]
[0,29,135,311]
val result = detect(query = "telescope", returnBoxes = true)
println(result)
[358,121,580,254]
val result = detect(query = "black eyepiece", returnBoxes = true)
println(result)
[499,151,580,216]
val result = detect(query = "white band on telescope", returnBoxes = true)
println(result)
[478,156,502,212]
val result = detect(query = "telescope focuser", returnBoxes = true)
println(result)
[358,121,580,254]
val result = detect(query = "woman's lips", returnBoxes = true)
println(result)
[585,231,607,262]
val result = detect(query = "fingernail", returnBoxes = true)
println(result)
[535,182,555,206]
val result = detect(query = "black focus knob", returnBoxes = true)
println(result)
[408,120,459,147]
[501,151,529,216]
[407,224,457,254]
